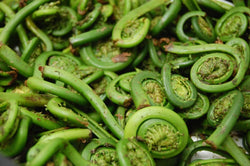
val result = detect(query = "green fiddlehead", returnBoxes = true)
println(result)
[77,3,102,31]
[80,38,137,72]
[164,38,249,93]
[32,4,77,37]
[106,71,137,107]
[176,10,207,42]
[182,0,216,43]
[116,138,155,166]
[0,100,19,143]
[161,63,197,109]
[112,0,171,48]
[82,138,118,166]
[131,71,167,109]
[215,6,250,42]
[178,92,210,119]
[124,106,189,159]
[0,115,31,157]
[207,90,244,127]
[206,90,243,147]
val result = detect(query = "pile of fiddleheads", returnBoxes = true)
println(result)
[0,0,249,165]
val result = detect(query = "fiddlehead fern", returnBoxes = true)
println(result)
[124,106,189,159]
[205,90,243,149]
[80,38,137,72]
[164,38,249,93]
[112,0,171,48]
[207,90,244,127]
[161,63,197,109]
[0,115,31,157]
[215,6,250,42]
[106,71,137,107]
[0,100,19,143]
[32,4,78,37]
[178,92,210,119]
[76,3,102,31]
[182,0,216,43]
[116,138,155,166]
[82,138,118,166]
[131,71,167,109]
[176,11,208,42]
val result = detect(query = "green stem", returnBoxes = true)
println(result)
[40,66,124,139]
[0,92,51,107]
[0,43,33,77]
[20,107,63,130]
[25,16,53,51]
[0,2,29,49]
[26,139,78,166]
[206,90,244,148]
[221,136,250,166]
[0,0,50,44]
[151,0,181,36]
[46,97,118,142]
[21,37,40,62]
[70,24,113,47]
[38,128,91,143]
[26,77,89,106]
